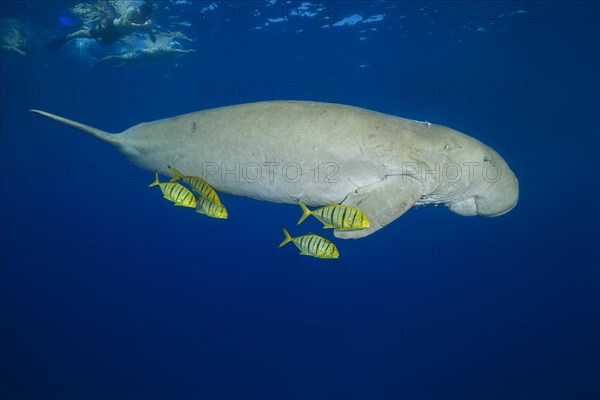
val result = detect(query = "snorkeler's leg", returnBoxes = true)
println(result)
[123,52,137,61]
[66,29,92,40]
[2,44,27,56]
[45,29,92,52]
[94,55,125,65]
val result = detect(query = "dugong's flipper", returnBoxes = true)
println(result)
[334,176,423,239]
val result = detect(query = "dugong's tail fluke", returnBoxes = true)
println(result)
[29,109,120,147]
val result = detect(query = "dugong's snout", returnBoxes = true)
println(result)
[448,153,519,218]
[473,158,519,217]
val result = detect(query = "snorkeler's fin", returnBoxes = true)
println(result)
[44,35,67,52]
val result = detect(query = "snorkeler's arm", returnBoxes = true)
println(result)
[126,21,156,42]
[128,21,150,28]
[172,48,195,54]
[95,55,125,65]
[2,44,27,56]
[66,29,92,40]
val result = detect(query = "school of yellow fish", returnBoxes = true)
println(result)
[149,168,371,259]
[149,166,228,219]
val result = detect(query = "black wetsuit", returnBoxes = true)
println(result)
[90,19,121,46]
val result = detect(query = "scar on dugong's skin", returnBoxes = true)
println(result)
[30,101,518,239]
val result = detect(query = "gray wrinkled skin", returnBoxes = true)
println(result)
[31,101,518,239]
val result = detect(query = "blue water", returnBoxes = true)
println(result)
[1,2,599,399]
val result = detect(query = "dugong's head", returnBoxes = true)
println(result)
[447,140,519,218]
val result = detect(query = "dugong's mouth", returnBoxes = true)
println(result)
[449,194,518,217]
[485,202,517,217]
[474,192,518,217]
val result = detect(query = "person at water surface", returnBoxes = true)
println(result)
[45,0,156,51]
[94,46,195,69]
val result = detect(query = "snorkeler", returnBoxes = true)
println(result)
[2,18,30,57]
[94,46,195,69]
[2,18,48,67]
[45,0,156,51]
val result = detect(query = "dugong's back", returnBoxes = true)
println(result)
[123,101,431,204]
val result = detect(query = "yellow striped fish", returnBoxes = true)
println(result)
[168,165,221,205]
[297,200,370,230]
[196,196,228,219]
[149,171,196,208]
[278,227,339,259]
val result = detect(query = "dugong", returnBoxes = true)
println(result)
[31,101,518,238]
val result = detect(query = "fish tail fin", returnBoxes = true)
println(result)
[148,171,160,187]
[29,109,121,147]
[168,165,184,182]
[297,200,312,225]
[278,227,293,248]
